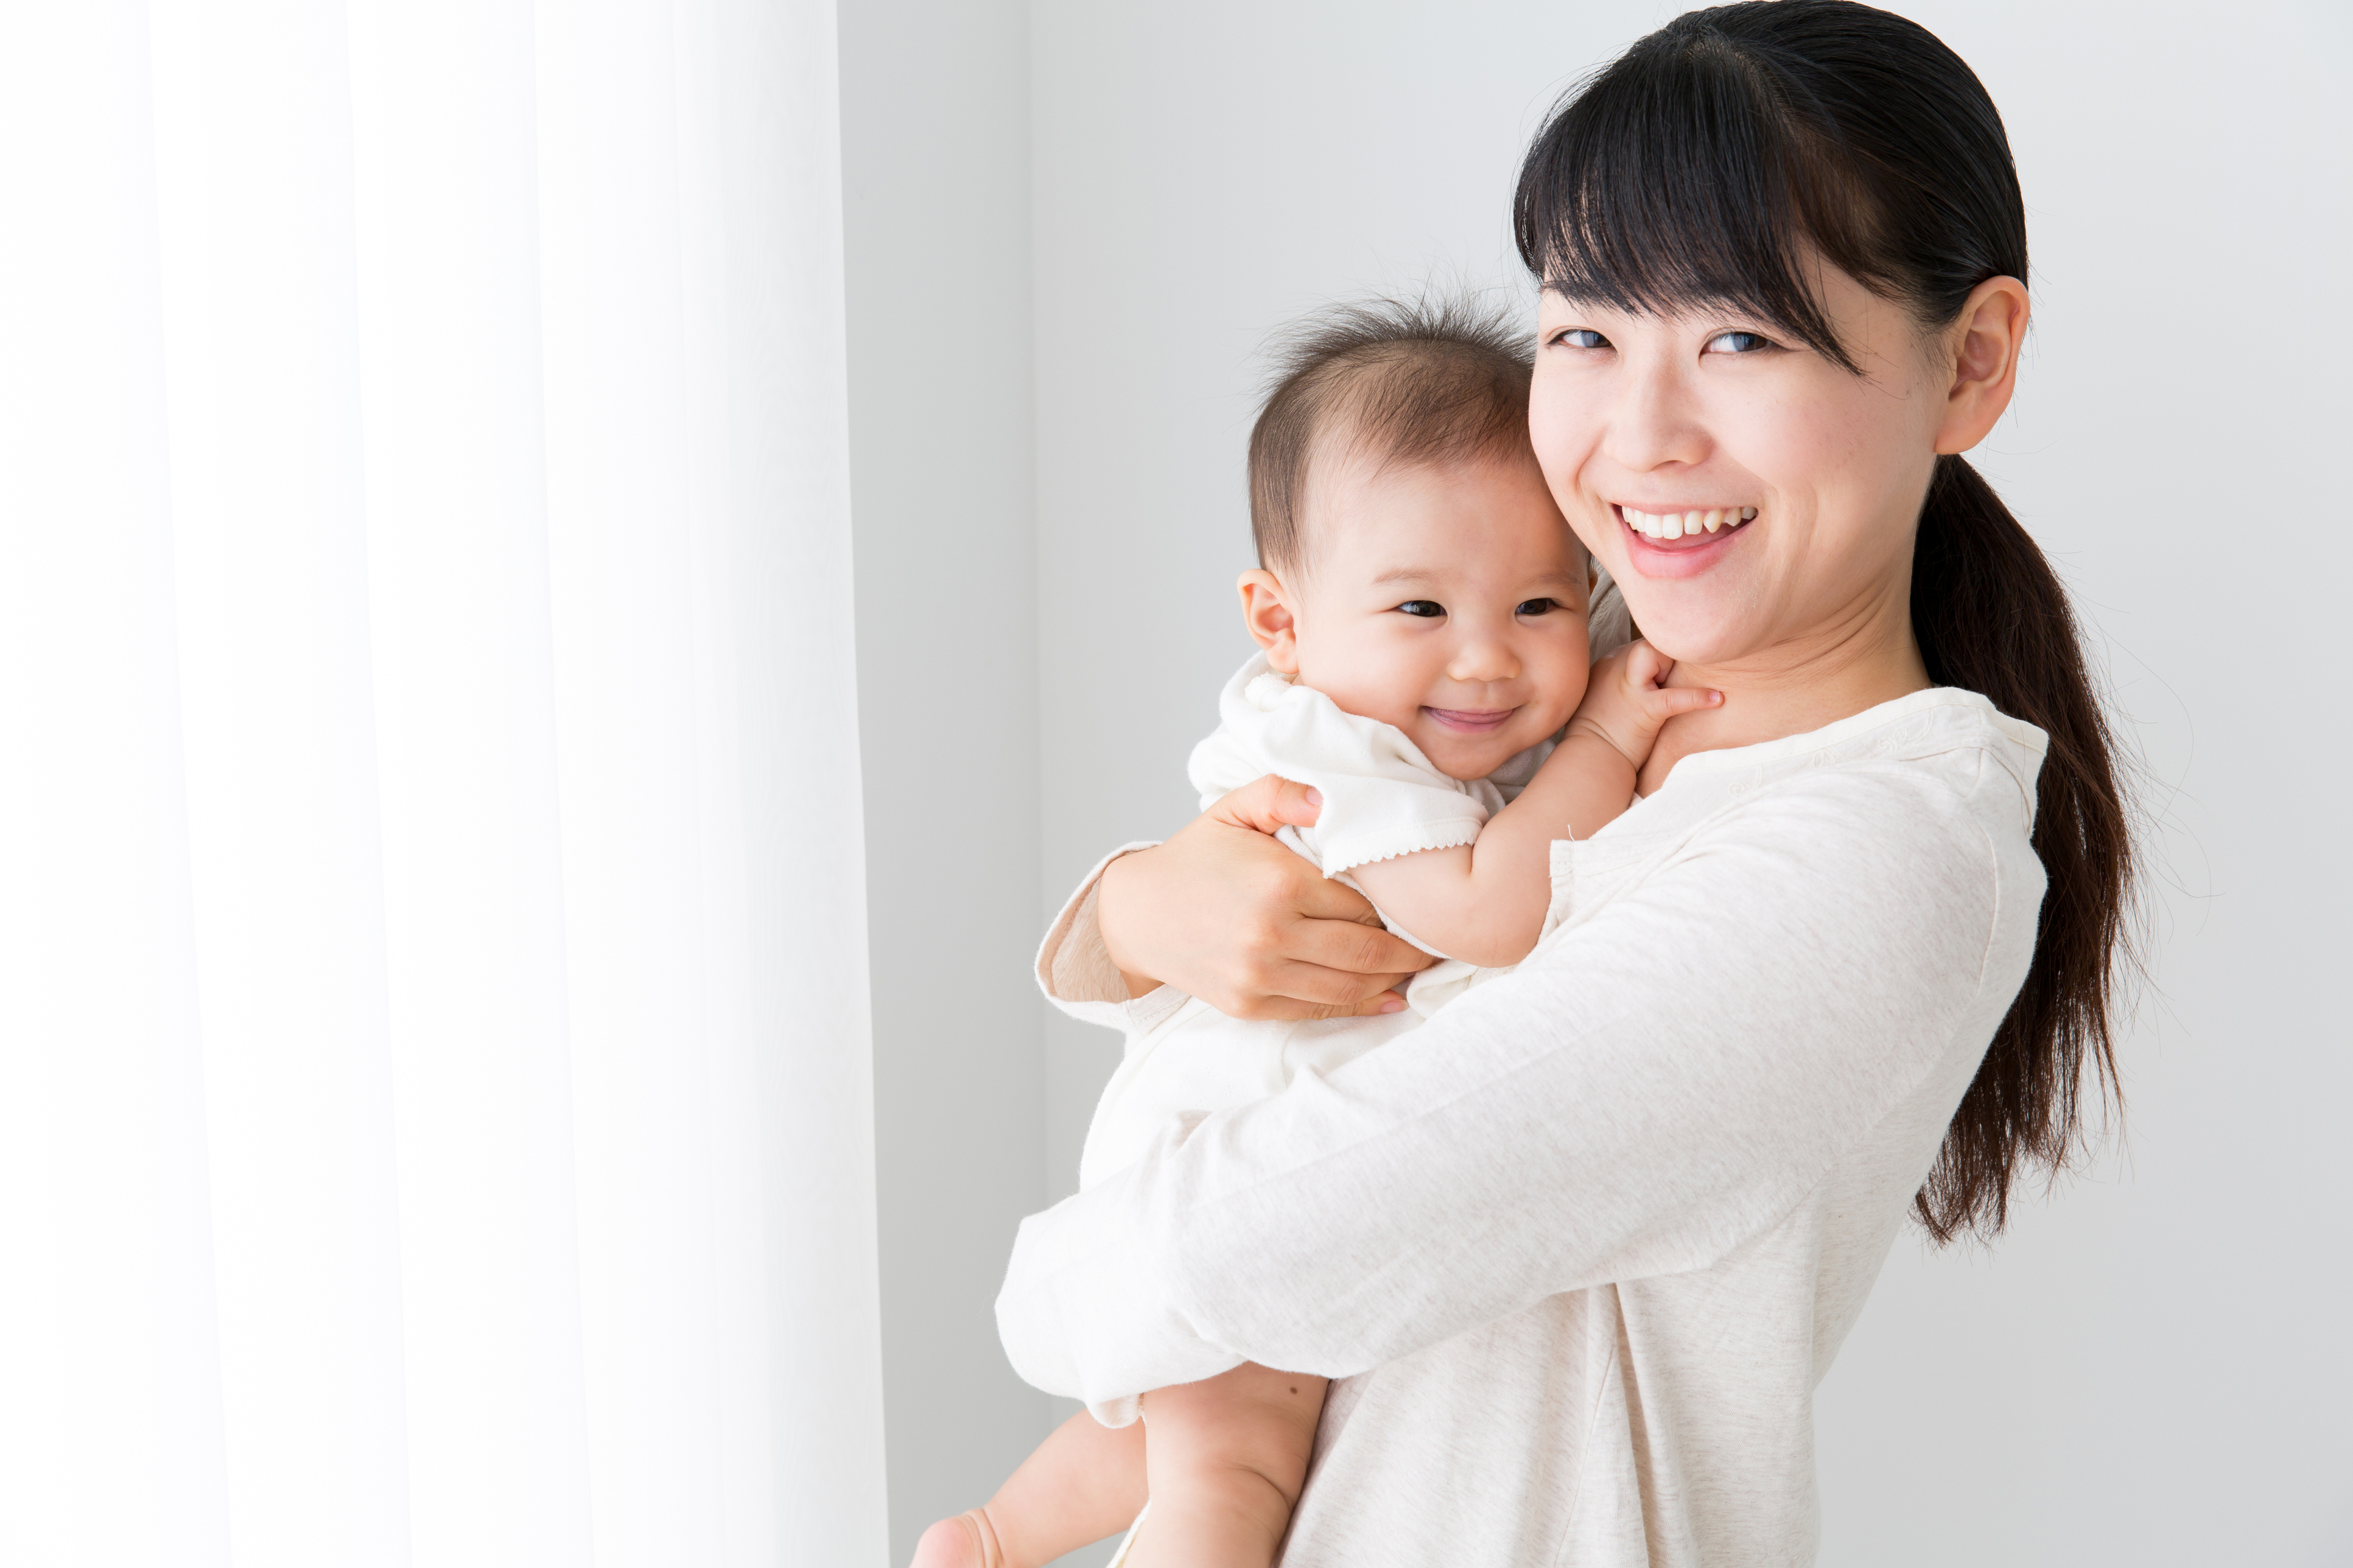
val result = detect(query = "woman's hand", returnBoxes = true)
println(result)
[1098,775,1430,1020]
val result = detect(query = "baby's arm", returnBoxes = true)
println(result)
[1348,642,1716,968]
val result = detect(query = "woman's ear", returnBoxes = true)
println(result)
[1935,275,2030,455]
[1237,569,1301,673]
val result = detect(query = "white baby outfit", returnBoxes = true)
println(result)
[1067,581,1634,1430]
[1074,659,1530,1201]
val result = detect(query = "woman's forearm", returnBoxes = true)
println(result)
[1094,851,1170,1000]
[998,772,2001,1409]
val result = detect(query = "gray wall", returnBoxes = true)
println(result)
[855,1,2353,1562]
[839,3,1052,1559]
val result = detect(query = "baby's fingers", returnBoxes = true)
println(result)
[1644,684,1724,719]
[1620,638,1674,687]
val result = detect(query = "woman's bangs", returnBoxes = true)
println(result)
[1514,47,1865,371]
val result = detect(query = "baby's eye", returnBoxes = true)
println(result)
[1395,600,1445,618]
[1552,327,1610,350]
[1515,598,1559,617]
[1703,329,1775,354]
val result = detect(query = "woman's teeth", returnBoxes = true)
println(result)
[1622,506,1756,541]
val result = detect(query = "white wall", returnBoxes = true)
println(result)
[861,1,2353,1562]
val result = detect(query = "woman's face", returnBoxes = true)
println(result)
[1529,265,1948,671]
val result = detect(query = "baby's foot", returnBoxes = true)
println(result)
[909,1508,1009,1568]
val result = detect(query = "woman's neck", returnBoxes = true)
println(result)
[1639,596,1933,796]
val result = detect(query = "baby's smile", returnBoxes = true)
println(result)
[1422,705,1518,735]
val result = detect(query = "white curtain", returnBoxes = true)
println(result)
[0,3,888,1564]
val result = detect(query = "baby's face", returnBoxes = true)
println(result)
[1271,450,1591,782]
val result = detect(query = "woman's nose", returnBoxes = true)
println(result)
[1605,357,1710,473]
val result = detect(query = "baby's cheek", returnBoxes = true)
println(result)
[1537,649,1593,727]
[1311,671,1423,735]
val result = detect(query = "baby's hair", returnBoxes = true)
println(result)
[1248,295,1537,576]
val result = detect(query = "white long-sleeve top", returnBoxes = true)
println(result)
[1000,687,2048,1566]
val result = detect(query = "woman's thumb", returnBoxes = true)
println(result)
[1208,774,1323,834]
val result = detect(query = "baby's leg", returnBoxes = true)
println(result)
[1124,1362,1327,1568]
[910,1409,1146,1568]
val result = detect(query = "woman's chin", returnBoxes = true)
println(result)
[1610,594,1758,670]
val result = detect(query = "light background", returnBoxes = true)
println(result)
[843,2,2353,1563]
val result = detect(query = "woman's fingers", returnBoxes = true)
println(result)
[1178,957,1410,1022]
[1222,970,1411,1022]
[1093,787,1432,1017]
[1187,889,1431,1020]
[1284,899,1430,976]
[1268,958,1414,1013]
[1205,773,1324,835]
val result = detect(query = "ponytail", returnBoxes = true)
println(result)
[1909,456,2134,1241]
[1513,1,2139,1241]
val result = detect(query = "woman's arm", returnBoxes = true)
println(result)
[998,769,2021,1410]
[1095,775,1434,1019]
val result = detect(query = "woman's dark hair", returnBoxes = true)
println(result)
[1513,0,2134,1242]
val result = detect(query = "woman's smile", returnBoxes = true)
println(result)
[1612,502,1759,581]
[1616,504,1757,541]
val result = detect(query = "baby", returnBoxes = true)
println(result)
[913,301,1714,1568]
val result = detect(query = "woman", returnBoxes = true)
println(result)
[998,3,2131,1561]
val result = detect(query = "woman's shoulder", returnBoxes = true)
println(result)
[1566,689,2044,948]
[1657,685,2045,843]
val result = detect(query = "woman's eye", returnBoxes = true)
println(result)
[1395,600,1445,618]
[1704,329,1774,354]
[1553,327,1610,350]
[1515,598,1558,617]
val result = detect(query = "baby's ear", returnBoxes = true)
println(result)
[1236,569,1300,671]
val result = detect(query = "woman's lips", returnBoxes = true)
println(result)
[1616,503,1755,576]
[1423,707,1516,733]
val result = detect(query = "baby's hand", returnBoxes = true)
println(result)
[1563,640,1722,770]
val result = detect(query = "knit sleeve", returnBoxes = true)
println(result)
[996,765,2023,1410]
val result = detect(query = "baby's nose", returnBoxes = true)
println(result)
[1446,639,1520,684]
